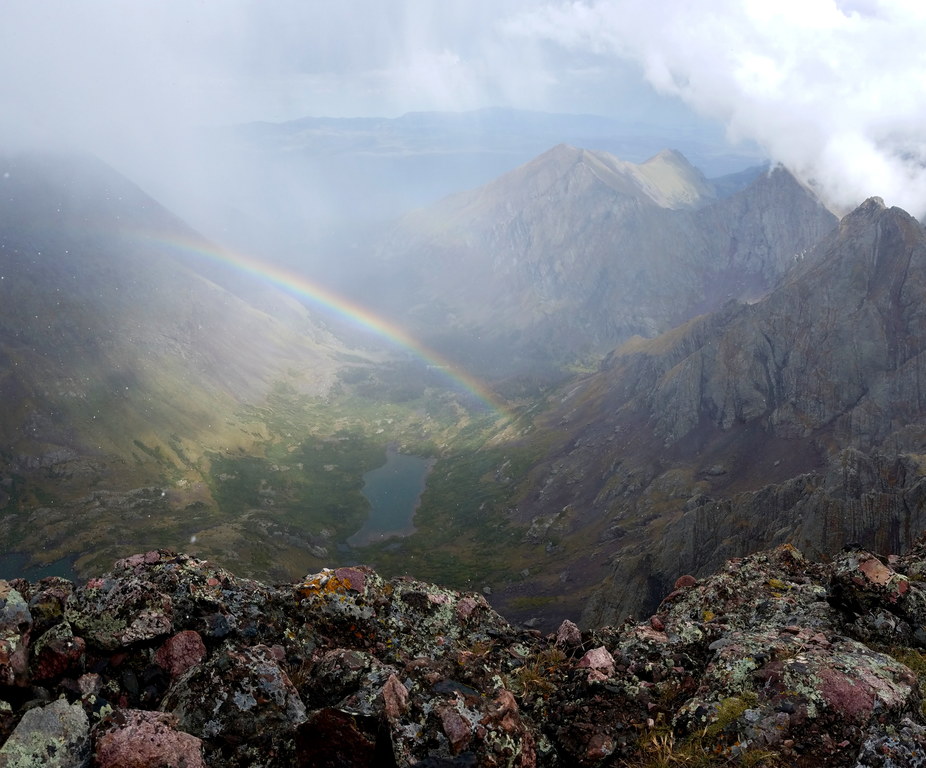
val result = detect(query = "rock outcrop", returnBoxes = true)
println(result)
[501,198,926,626]
[3,546,926,766]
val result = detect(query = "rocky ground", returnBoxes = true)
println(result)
[3,541,926,766]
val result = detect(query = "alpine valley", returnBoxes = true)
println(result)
[2,123,925,649]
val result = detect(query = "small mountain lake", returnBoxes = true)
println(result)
[348,448,434,547]
[0,552,78,582]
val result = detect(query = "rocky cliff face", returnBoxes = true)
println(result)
[3,543,926,766]
[367,146,836,373]
[502,199,926,626]
[641,197,926,448]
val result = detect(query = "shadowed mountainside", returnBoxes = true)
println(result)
[0,152,381,584]
[0,153,352,487]
[495,198,926,625]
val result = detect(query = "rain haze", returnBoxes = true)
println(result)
[8,7,926,748]
[2,1,926,221]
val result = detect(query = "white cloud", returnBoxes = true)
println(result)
[514,0,926,215]
[12,0,915,218]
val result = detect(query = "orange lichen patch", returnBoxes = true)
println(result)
[295,570,352,600]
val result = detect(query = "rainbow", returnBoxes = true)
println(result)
[132,229,511,419]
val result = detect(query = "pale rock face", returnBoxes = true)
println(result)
[0,699,89,768]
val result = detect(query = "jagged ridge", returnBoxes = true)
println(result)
[505,198,926,627]
[368,147,836,374]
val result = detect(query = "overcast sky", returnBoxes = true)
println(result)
[2,1,926,214]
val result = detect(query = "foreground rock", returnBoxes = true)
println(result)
[2,545,926,765]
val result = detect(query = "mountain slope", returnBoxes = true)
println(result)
[367,145,836,375]
[494,198,926,624]
[0,151,351,506]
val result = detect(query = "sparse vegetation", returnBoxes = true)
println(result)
[881,646,926,717]
[506,647,566,700]
[633,698,783,768]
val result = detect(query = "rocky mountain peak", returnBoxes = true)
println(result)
[371,145,834,374]
[833,195,907,237]
[794,192,924,306]
[633,147,715,209]
[506,196,926,626]
[516,143,714,211]
[861,195,887,211]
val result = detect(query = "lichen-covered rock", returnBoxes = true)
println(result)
[118,551,289,647]
[0,581,32,688]
[0,698,89,767]
[160,643,305,764]
[92,709,204,768]
[854,717,926,768]
[153,630,206,680]
[66,577,172,651]
[5,543,926,766]
[832,550,912,612]
[25,578,74,637]
[30,623,85,682]
[0,582,32,637]
[294,567,507,662]
[308,647,399,714]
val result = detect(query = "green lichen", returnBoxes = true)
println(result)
[724,656,760,691]
[701,693,757,740]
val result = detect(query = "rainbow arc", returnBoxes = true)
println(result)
[134,230,510,419]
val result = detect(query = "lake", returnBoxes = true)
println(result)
[347,448,434,547]
[0,552,79,582]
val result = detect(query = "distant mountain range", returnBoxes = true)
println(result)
[151,108,766,268]
[363,144,835,379]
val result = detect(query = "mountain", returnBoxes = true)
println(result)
[365,145,836,377]
[496,198,926,624]
[215,106,766,220]
[144,108,766,282]
[3,541,926,767]
[0,152,363,568]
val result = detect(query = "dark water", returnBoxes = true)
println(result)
[347,449,433,547]
[0,552,79,582]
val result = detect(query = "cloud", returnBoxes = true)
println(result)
[0,1,682,137]
[512,0,926,215]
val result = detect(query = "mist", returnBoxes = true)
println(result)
[0,1,743,260]
[3,0,923,257]
[516,0,926,217]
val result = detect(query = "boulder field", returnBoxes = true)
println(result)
[3,541,926,766]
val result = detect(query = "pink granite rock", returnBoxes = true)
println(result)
[93,709,205,768]
[154,630,206,679]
